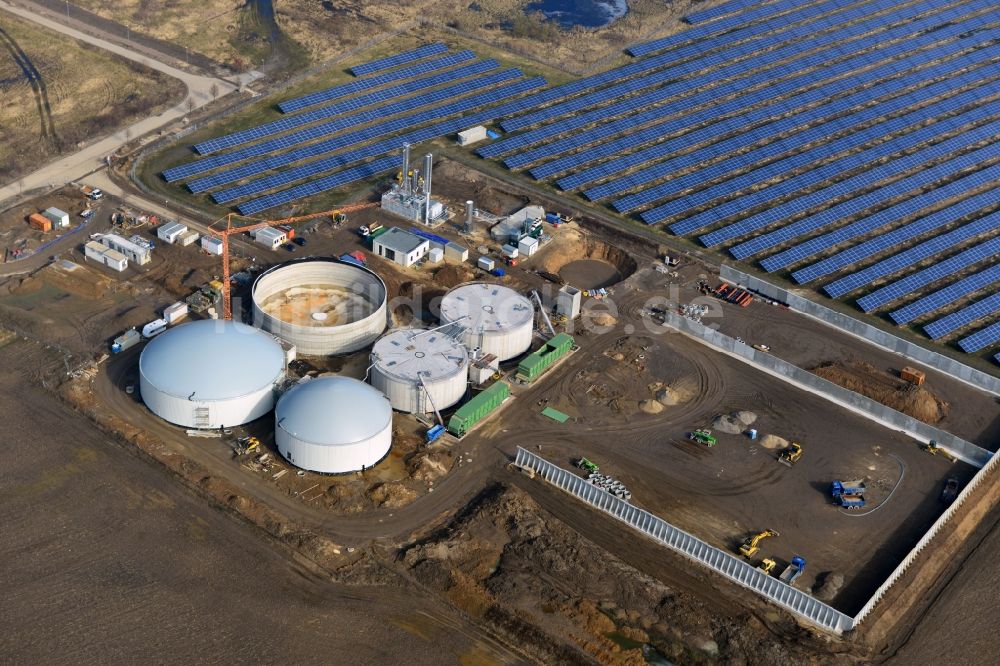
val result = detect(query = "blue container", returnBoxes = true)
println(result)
[486,129,501,139]
[747,429,758,440]
[491,268,506,277]
[545,212,561,224]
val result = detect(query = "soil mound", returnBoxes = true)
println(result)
[639,399,664,414]
[433,264,475,288]
[735,410,758,426]
[712,413,745,435]
[655,387,678,405]
[759,434,788,450]
[812,361,949,423]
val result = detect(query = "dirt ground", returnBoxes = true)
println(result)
[0,13,183,184]
[0,186,99,260]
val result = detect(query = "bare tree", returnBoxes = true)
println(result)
[210,82,219,101]
[124,127,132,145]
[185,97,196,114]
[17,178,24,195]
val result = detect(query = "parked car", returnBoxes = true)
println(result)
[282,242,296,252]
[293,237,306,246]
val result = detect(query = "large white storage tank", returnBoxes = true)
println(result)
[275,376,392,474]
[252,258,387,356]
[139,320,285,428]
[439,282,534,361]
[370,328,469,413]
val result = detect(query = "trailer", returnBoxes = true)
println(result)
[110,328,140,353]
[830,479,866,497]
[779,556,806,585]
[516,333,574,382]
[837,494,866,509]
[447,381,510,437]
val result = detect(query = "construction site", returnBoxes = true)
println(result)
[3,0,1000,663]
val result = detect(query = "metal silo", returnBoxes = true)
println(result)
[275,376,392,474]
[370,327,469,414]
[138,320,285,428]
[439,282,534,361]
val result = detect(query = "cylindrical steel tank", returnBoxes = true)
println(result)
[439,282,534,361]
[139,320,285,428]
[275,376,392,474]
[370,327,469,413]
[251,258,387,356]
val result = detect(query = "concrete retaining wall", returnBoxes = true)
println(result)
[661,310,991,467]
[719,265,1000,396]
[514,447,855,634]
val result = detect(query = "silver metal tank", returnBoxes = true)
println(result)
[370,327,468,413]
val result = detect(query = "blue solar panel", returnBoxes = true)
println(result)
[189,75,538,195]
[190,59,500,156]
[757,153,1000,272]
[685,0,769,25]
[894,266,1000,326]
[236,156,399,216]
[855,236,1000,312]
[793,187,1000,285]
[697,115,1000,250]
[635,64,1000,223]
[350,43,448,77]
[924,292,1000,339]
[279,51,476,113]
[210,78,547,203]
[958,320,1000,353]
[174,68,518,187]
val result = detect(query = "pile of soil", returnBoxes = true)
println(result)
[366,482,417,508]
[588,311,618,327]
[759,434,789,450]
[639,399,664,414]
[813,572,845,602]
[712,413,746,435]
[735,410,758,426]
[432,264,475,289]
[812,361,950,423]
[655,387,678,405]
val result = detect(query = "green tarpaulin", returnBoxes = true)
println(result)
[541,407,570,423]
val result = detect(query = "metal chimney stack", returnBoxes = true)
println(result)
[400,143,411,195]
[410,169,419,195]
[465,200,474,233]
[423,153,434,226]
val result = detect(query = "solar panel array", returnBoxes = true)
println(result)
[958,321,1000,353]
[924,291,1000,339]
[279,50,476,113]
[473,0,1000,355]
[350,43,447,77]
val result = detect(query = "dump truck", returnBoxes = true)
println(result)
[940,477,959,503]
[688,429,716,446]
[837,494,866,509]
[831,480,866,497]
[779,556,806,585]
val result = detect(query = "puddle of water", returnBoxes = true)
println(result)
[525,0,628,29]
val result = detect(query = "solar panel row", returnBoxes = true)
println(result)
[824,211,1000,297]
[231,84,551,213]
[192,75,539,195]
[640,62,1000,224]
[349,43,448,77]
[793,185,1000,284]
[685,0,770,25]
[699,114,1000,250]
[190,59,500,156]
[211,77,547,203]
[924,291,1000,338]
[594,24,1000,206]
[502,0,867,133]
[856,235,1000,312]
[628,0,812,57]
[492,0,920,147]
[893,265,1000,325]
[756,129,1000,271]
[278,50,475,113]
[236,156,400,216]
[178,68,518,188]
[958,320,1000,352]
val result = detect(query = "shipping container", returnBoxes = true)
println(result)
[428,247,444,263]
[447,381,510,437]
[201,235,223,255]
[444,242,468,262]
[516,333,574,382]
[43,207,70,228]
[477,256,495,271]
[28,213,52,232]
[900,366,926,385]
[163,301,188,324]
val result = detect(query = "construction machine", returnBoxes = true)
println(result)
[234,436,261,456]
[688,428,717,447]
[577,457,600,474]
[780,556,806,585]
[739,529,779,558]
[778,442,803,466]
[758,558,777,575]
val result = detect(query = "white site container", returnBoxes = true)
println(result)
[428,247,444,264]
[477,256,495,272]
[517,236,539,257]
[163,301,188,324]
[501,244,519,259]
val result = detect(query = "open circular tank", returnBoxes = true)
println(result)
[252,257,387,356]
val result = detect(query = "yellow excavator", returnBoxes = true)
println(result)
[739,529,779,558]
[758,558,777,575]
[778,442,803,467]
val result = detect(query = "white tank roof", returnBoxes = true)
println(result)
[276,376,391,445]
[372,328,468,383]
[139,320,284,400]
[439,282,533,333]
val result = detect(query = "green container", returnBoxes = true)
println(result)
[447,381,510,436]
[516,333,574,382]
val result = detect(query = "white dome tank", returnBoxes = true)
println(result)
[370,328,469,414]
[275,376,392,474]
[252,258,387,356]
[439,282,534,361]
[139,320,285,428]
